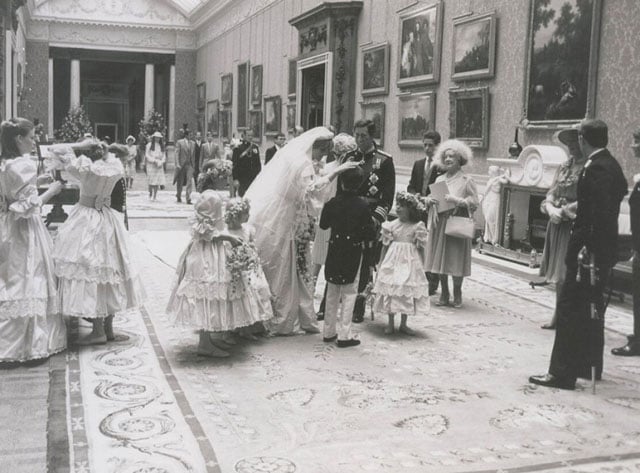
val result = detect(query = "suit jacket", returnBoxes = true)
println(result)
[566,148,628,270]
[407,157,443,196]
[320,193,376,284]
[265,145,280,164]
[231,140,261,186]
[175,138,195,168]
[201,141,221,162]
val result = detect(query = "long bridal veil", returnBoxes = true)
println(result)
[245,126,333,309]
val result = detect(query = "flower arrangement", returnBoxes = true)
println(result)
[225,198,250,225]
[294,200,316,285]
[197,159,233,192]
[396,191,426,213]
[226,241,260,284]
[54,106,93,142]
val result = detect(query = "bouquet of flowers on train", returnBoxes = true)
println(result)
[226,240,260,285]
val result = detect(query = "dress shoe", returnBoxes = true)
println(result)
[528,373,575,390]
[611,338,640,356]
[323,335,337,342]
[435,297,449,307]
[337,338,361,348]
[452,298,462,308]
[316,311,325,321]
[352,314,364,324]
[176,197,182,203]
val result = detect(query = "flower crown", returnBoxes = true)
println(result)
[396,191,426,212]
[225,198,251,224]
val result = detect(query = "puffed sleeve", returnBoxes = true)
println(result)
[6,162,42,218]
[380,220,395,246]
[304,169,333,217]
[413,221,428,249]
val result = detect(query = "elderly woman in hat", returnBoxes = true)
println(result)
[539,125,586,329]
[123,135,137,189]
[145,131,166,200]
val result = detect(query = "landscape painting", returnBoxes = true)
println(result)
[452,12,497,81]
[398,92,435,147]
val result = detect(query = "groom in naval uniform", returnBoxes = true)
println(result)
[340,119,395,323]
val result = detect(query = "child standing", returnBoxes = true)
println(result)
[224,198,274,339]
[373,192,430,334]
[145,131,166,200]
[319,166,375,347]
[124,135,137,189]
[166,191,257,357]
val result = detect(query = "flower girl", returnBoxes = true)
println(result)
[373,192,430,334]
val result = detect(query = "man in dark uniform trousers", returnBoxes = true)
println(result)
[232,130,261,197]
[407,130,444,295]
[344,119,396,323]
[320,166,376,347]
[612,128,640,357]
[530,119,628,389]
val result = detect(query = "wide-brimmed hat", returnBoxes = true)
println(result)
[126,135,136,143]
[152,131,163,139]
[555,124,580,146]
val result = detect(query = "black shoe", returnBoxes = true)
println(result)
[176,197,182,203]
[316,311,325,321]
[528,373,575,390]
[186,200,192,205]
[323,335,337,342]
[612,338,640,357]
[337,339,360,348]
[352,313,364,324]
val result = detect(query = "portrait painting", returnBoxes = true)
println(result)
[397,2,443,88]
[221,73,233,105]
[251,64,263,106]
[398,91,436,147]
[196,82,206,110]
[237,62,250,128]
[525,0,602,123]
[449,87,490,148]
[249,110,262,142]
[360,102,385,147]
[206,100,219,137]
[286,103,296,131]
[288,59,297,97]
[220,109,232,140]
[263,96,282,136]
[452,12,497,81]
[362,43,389,96]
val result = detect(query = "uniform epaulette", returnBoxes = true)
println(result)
[376,149,392,160]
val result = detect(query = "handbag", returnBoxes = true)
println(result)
[445,210,475,240]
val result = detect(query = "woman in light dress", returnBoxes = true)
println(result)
[123,135,137,189]
[0,118,67,362]
[145,131,166,200]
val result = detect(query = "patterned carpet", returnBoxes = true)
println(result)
[40,232,640,473]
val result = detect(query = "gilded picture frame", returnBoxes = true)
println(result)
[237,61,250,129]
[206,100,219,137]
[196,82,206,110]
[251,64,263,107]
[361,43,390,97]
[249,110,262,143]
[220,73,233,105]
[449,87,490,149]
[263,96,282,136]
[398,91,436,148]
[451,12,497,81]
[360,102,386,147]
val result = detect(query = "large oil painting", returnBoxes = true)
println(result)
[251,64,262,106]
[362,43,389,96]
[361,102,385,147]
[221,73,233,105]
[525,0,602,123]
[397,2,443,88]
[398,91,435,147]
[449,87,490,149]
[452,12,497,81]
[263,96,281,136]
[249,110,262,142]
[220,109,232,140]
[206,100,219,137]
[237,61,249,128]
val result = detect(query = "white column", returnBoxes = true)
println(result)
[48,58,54,137]
[5,31,11,120]
[168,64,175,142]
[70,59,80,109]
[144,63,155,118]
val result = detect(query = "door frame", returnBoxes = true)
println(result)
[296,52,333,129]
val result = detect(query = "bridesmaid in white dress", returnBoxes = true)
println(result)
[0,118,67,362]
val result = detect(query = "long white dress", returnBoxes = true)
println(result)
[245,127,335,335]
[0,155,67,362]
[52,154,145,317]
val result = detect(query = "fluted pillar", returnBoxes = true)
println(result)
[70,59,80,109]
[144,63,155,118]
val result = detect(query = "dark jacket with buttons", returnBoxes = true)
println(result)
[320,192,376,285]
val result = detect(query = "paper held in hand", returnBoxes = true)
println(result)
[428,180,456,213]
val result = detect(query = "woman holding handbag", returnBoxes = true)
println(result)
[424,139,478,308]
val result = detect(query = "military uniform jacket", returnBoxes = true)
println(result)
[320,193,376,285]
[566,148,628,270]
[231,140,261,185]
[338,146,395,224]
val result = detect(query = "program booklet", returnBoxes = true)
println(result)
[428,180,456,213]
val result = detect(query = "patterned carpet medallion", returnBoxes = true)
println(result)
[51,235,640,473]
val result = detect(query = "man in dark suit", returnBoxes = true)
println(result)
[232,130,262,197]
[612,128,640,357]
[193,131,204,183]
[345,119,396,323]
[174,130,195,204]
[265,132,286,164]
[529,119,628,389]
[407,130,443,295]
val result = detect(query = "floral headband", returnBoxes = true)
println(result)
[396,191,426,212]
[225,198,251,224]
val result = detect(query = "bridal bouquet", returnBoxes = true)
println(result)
[226,241,259,284]
[294,201,316,285]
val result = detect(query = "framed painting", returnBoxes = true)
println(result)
[286,103,296,131]
[360,102,386,147]
[249,110,262,142]
[237,61,250,128]
[398,91,436,147]
[449,87,490,148]
[197,112,205,134]
[196,82,206,110]
[221,73,233,105]
[397,2,443,88]
[220,109,232,141]
[524,0,602,124]
[362,43,390,96]
[263,96,282,136]
[206,100,219,136]
[288,58,297,98]
[452,12,497,81]
[251,64,263,106]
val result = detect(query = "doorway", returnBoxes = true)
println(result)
[296,52,333,130]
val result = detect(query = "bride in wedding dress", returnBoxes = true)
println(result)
[245,127,359,335]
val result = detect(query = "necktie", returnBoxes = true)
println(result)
[422,159,433,196]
